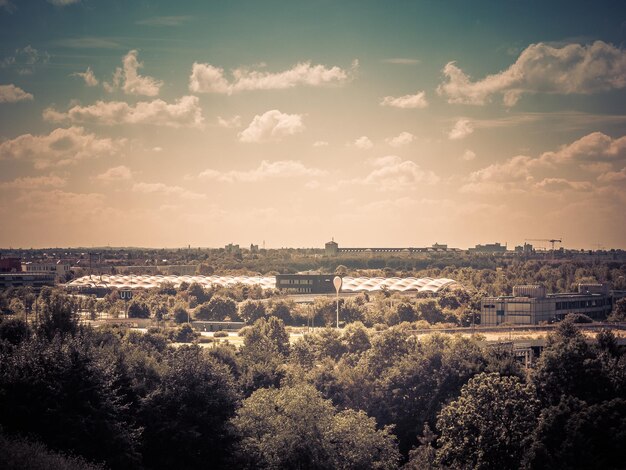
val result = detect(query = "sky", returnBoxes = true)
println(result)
[1,0,625,250]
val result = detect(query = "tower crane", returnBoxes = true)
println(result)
[524,239,562,251]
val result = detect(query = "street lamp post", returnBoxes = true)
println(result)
[333,276,342,329]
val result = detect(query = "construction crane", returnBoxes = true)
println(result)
[525,239,562,251]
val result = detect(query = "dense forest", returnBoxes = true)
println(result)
[1,287,625,469]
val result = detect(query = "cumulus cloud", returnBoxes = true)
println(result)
[361,155,439,191]
[0,175,66,190]
[460,132,626,194]
[380,91,428,109]
[353,136,373,150]
[189,60,354,94]
[238,110,304,142]
[96,165,132,182]
[448,118,474,140]
[217,115,242,128]
[0,0,16,13]
[132,182,205,200]
[438,41,626,106]
[0,126,125,169]
[0,84,33,103]
[199,160,325,183]
[71,67,98,86]
[461,150,476,161]
[386,131,415,147]
[539,131,626,164]
[43,95,204,128]
[104,50,163,96]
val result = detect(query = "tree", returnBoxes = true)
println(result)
[127,300,150,319]
[608,297,626,322]
[195,295,237,321]
[171,304,189,323]
[37,289,79,338]
[231,384,399,469]
[0,335,141,469]
[525,396,626,470]
[436,372,539,470]
[238,299,266,323]
[532,318,615,406]
[139,346,239,470]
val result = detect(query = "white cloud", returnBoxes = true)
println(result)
[313,140,329,147]
[461,150,476,161]
[448,118,474,140]
[217,115,242,128]
[353,136,373,150]
[382,58,421,65]
[199,160,325,183]
[460,132,626,194]
[539,131,626,164]
[132,182,206,200]
[43,95,204,128]
[380,91,428,109]
[438,41,626,106]
[0,175,66,190]
[103,50,163,96]
[534,178,592,192]
[96,165,132,182]
[0,126,125,169]
[361,155,439,191]
[189,60,354,94]
[0,84,33,103]
[71,67,98,86]
[597,167,626,183]
[238,110,304,142]
[386,131,415,147]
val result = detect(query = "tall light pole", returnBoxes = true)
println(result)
[333,276,342,329]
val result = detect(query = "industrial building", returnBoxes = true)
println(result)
[0,273,56,292]
[481,284,613,326]
[22,261,71,281]
[324,240,457,256]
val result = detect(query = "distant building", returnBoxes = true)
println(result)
[481,283,613,326]
[225,243,241,254]
[325,240,339,256]
[0,273,55,292]
[0,257,21,273]
[470,243,507,253]
[250,244,259,253]
[432,243,448,250]
[275,273,335,294]
[22,261,70,282]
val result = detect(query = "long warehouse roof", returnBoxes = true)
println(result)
[66,275,458,293]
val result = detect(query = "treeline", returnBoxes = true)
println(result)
[1,289,626,469]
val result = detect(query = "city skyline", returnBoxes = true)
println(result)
[1,1,626,249]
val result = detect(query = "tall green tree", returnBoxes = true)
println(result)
[436,372,539,470]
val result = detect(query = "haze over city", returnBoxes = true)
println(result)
[1,0,626,249]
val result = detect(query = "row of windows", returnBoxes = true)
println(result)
[555,299,608,310]
[278,279,314,285]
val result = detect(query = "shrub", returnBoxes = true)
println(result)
[214,331,229,338]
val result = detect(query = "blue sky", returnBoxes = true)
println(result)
[1,0,625,249]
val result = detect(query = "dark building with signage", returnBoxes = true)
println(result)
[275,274,336,294]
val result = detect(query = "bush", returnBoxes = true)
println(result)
[172,305,189,324]
[565,313,593,324]
[214,331,229,338]
[172,324,198,343]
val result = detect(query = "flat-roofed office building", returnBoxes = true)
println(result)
[481,283,613,326]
